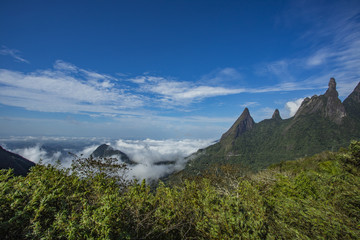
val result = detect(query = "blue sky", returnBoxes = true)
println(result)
[0,0,359,139]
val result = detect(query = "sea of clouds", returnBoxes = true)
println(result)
[0,137,214,181]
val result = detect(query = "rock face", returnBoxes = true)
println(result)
[92,144,134,165]
[220,108,255,141]
[344,82,360,119]
[294,78,346,124]
[0,146,35,176]
[272,109,282,120]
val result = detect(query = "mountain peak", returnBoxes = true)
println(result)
[242,107,250,116]
[0,146,35,176]
[91,144,134,165]
[294,78,346,124]
[325,77,338,98]
[272,109,282,120]
[220,108,255,141]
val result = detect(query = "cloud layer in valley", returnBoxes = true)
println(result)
[5,137,214,181]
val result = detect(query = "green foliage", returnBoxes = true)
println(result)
[71,155,129,189]
[183,113,360,177]
[1,141,360,239]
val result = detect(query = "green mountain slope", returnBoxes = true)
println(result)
[181,78,360,177]
[0,146,35,176]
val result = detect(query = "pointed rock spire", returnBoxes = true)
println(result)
[325,77,339,97]
[220,108,255,141]
[294,78,346,124]
[272,109,282,120]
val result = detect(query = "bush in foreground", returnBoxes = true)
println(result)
[1,141,359,239]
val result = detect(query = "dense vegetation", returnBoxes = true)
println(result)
[183,112,360,177]
[182,81,360,177]
[1,141,360,239]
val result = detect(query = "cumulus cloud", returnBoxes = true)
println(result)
[0,46,29,63]
[286,98,304,117]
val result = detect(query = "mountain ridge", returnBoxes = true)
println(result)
[0,146,36,176]
[179,78,360,177]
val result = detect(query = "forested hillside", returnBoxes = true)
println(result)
[1,141,359,239]
[181,79,360,177]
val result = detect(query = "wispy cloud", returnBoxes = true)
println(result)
[306,49,333,67]
[130,75,247,106]
[0,61,143,115]
[0,46,29,63]
[129,73,322,108]
[261,2,360,98]
[240,102,258,108]
[200,67,243,85]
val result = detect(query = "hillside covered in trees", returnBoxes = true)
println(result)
[1,141,359,239]
[180,79,360,178]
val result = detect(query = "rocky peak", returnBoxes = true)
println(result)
[242,107,251,118]
[91,144,134,165]
[343,81,360,118]
[325,77,338,97]
[294,78,346,124]
[271,109,282,120]
[220,108,255,141]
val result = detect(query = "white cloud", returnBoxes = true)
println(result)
[53,60,77,71]
[114,138,214,180]
[12,145,61,165]
[133,75,246,105]
[7,137,214,181]
[0,46,29,63]
[0,61,143,115]
[115,138,212,164]
[286,98,304,117]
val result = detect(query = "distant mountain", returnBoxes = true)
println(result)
[91,144,135,165]
[220,107,255,142]
[180,78,360,177]
[0,146,35,176]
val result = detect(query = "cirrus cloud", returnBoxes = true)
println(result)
[0,61,143,115]
[0,46,29,64]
